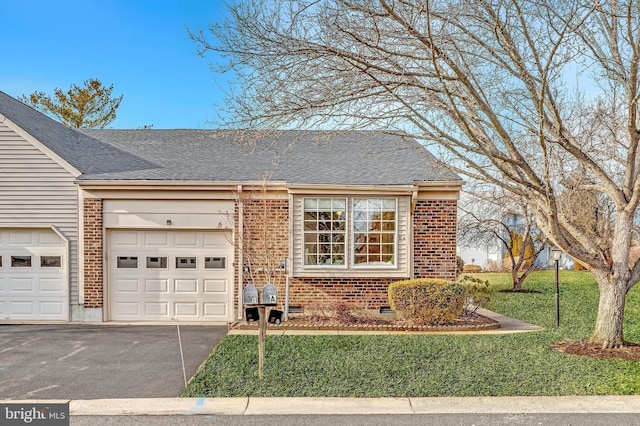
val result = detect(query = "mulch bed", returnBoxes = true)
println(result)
[551,340,640,361]
[232,312,500,332]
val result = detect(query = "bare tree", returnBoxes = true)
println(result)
[458,189,547,291]
[234,174,288,309]
[193,0,640,349]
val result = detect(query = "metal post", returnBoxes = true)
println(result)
[555,258,560,327]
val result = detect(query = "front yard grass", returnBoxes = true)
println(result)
[182,270,640,397]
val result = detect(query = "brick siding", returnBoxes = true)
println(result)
[83,198,103,308]
[413,199,458,280]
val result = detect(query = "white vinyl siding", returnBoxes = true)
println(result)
[0,123,78,308]
[292,195,410,278]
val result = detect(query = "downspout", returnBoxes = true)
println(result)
[237,184,244,321]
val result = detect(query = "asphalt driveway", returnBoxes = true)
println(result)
[0,324,227,400]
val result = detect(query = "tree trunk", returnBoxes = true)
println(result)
[511,269,522,291]
[590,272,628,349]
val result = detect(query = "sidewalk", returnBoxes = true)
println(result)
[6,396,640,416]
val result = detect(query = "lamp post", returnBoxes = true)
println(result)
[551,247,562,327]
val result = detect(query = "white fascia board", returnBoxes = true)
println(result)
[77,180,288,191]
[286,184,416,195]
[0,115,82,177]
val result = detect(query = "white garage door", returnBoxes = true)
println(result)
[0,229,68,320]
[108,230,233,322]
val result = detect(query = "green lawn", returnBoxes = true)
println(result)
[182,270,640,397]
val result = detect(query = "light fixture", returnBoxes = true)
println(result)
[551,247,561,261]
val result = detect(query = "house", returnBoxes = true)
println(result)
[0,90,463,323]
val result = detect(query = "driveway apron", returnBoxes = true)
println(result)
[0,324,227,400]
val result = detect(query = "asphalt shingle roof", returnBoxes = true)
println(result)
[1,90,461,185]
[78,129,461,185]
[0,90,155,175]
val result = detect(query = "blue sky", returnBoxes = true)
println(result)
[1,1,231,129]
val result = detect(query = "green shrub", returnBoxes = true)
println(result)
[457,275,494,315]
[388,278,466,324]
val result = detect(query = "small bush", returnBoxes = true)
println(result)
[388,278,466,324]
[457,275,493,315]
[462,264,482,273]
[456,256,465,273]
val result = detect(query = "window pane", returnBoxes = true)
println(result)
[146,257,167,268]
[303,198,346,266]
[176,257,196,269]
[117,256,138,268]
[205,257,226,269]
[41,256,62,267]
[11,255,31,267]
[353,198,396,266]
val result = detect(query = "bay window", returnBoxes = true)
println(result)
[303,197,397,268]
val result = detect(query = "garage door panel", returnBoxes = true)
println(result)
[9,278,35,293]
[204,279,227,294]
[109,230,233,322]
[174,232,198,247]
[112,301,141,316]
[115,232,140,246]
[38,231,63,246]
[40,278,65,294]
[145,279,169,293]
[203,233,229,248]
[8,231,33,245]
[113,279,140,293]
[175,302,198,317]
[7,301,34,315]
[40,301,64,315]
[204,303,227,316]
[145,233,169,247]
[175,279,198,294]
[145,302,169,316]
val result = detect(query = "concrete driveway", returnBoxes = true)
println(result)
[0,323,227,400]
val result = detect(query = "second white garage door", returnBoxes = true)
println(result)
[108,230,233,322]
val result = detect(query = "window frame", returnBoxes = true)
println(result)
[352,198,398,269]
[301,196,399,271]
[302,198,348,268]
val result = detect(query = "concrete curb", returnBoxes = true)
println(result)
[6,396,638,416]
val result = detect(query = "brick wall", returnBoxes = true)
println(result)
[413,199,458,280]
[83,198,103,308]
[236,198,290,309]
[237,197,458,314]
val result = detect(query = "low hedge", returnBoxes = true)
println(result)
[388,278,466,324]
